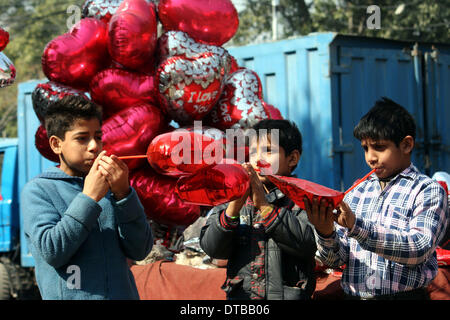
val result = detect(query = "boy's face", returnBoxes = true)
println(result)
[361,137,413,180]
[248,134,298,184]
[50,118,103,177]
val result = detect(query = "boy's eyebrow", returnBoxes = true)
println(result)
[73,130,103,135]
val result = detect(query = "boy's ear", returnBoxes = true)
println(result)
[288,150,301,171]
[400,135,414,154]
[49,135,63,155]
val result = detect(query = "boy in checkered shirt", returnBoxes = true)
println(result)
[304,97,449,300]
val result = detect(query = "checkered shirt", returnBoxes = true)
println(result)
[315,164,449,298]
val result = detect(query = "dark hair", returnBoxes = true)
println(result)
[252,119,302,170]
[353,97,416,146]
[44,95,103,139]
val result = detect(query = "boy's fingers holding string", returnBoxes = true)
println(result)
[92,150,107,171]
[110,154,128,172]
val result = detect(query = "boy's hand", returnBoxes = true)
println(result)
[225,188,251,219]
[83,151,110,202]
[303,196,335,237]
[335,201,356,231]
[98,154,130,200]
[242,163,270,210]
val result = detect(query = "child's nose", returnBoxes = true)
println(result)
[367,150,377,164]
[88,138,101,153]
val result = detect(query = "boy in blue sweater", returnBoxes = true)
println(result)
[21,95,153,299]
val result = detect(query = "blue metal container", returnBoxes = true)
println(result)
[17,79,56,267]
[0,138,19,252]
[228,33,450,190]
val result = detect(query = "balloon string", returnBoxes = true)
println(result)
[344,168,377,195]
[117,155,147,160]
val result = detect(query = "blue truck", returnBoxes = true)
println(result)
[0,33,449,299]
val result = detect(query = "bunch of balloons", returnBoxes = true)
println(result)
[0,27,15,88]
[32,0,284,230]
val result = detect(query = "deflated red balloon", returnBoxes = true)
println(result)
[42,18,110,91]
[146,127,225,177]
[266,175,345,210]
[89,68,158,119]
[102,103,167,170]
[130,165,201,227]
[175,161,250,206]
[158,0,239,46]
[35,125,60,163]
[108,0,157,71]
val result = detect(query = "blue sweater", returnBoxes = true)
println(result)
[21,166,153,300]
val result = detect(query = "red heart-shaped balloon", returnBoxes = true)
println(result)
[176,161,250,206]
[0,52,15,88]
[35,125,60,163]
[108,0,157,71]
[157,53,228,124]
[263,101,284,120]
[158,31,231,65]
[0,28,9,52]
[130,165,201,227]
[89,68,158,119]
[32,81,89,122]
[158,0,239,46]
[82,0,122,23]
[102,103,168,170]
[205,68,270,130]
[146,127,225,177]
[156,31,231,124]
[42,18,110,91]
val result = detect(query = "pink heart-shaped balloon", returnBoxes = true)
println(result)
[42,18,110,91]
[35,125,60,163]
[158,0,239,46]
[176,161,250,206]
[108,0,157,71]
[89,68,158,119]
[102,103,168,170]
[205,68,270,130]
[130,165,201,227]
[0,28,9,52]
[0,52,15,88]
[32,81,89,122]
[146,127,225,177]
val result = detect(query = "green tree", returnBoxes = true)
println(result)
[0,0,75,137]
[230,0,450,46]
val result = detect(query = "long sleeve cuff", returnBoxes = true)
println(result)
[219,210,240,229]
[347,216,371,241]
[314,228,338,248]
[254,206,281,229]
[112,188,145,224]
[65,192,102,232]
